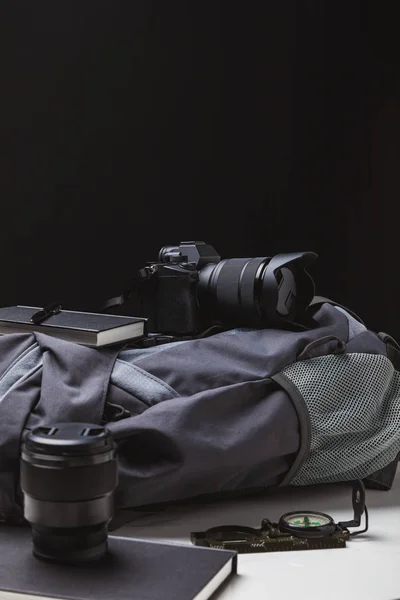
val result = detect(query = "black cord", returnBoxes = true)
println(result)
[350,506,369,537]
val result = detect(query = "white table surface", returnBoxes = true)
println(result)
[1,472,400,600]
[112,470,400,600]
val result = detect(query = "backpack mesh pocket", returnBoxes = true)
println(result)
[281,353,400,485]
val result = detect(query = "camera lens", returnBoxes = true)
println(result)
[20,422,118,564]
[197,252,316,327]
[198,257,267,326]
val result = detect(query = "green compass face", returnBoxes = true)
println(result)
[282,512,333,528]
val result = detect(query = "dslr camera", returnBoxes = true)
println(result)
[125,241,317,335]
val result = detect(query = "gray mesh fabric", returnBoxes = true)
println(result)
[281,353,400,485]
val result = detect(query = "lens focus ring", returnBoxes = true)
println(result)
[20,458,117,502]
[24,494,115,528]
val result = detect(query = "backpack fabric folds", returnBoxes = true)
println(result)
[0,301,398,523]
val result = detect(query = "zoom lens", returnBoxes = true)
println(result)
[197,252,317,327]
[20,422,118,564]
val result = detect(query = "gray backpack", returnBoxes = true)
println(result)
[1,297,399,523]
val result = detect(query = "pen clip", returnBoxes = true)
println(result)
[30,302,62,325]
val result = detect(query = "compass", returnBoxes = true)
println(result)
[279,510,336,538]
[191,480,368,553]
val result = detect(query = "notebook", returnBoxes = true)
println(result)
[0,527,237,600]
[0,305,146,348]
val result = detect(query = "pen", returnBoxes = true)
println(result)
[30,302,62,325]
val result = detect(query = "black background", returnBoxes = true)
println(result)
[1,2,399,335]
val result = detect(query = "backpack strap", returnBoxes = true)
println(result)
[378,332,400,371]
[309,295,366,326]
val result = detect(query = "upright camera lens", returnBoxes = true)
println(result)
[20,422,118,564]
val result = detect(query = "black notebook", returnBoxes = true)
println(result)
[0,527,237,600]
[0,306,146,348]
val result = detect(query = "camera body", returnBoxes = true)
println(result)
[139,242,220,334]
[137,241,317,335]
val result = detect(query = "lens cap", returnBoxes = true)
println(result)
[23,423,115,457]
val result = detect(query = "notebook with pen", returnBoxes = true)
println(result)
[0,305,146,347]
